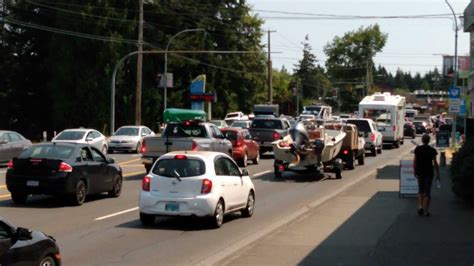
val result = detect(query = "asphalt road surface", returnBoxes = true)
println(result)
[0,140,417,265]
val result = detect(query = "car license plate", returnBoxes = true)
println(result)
[26,180,39,187]
[165,202,180,211]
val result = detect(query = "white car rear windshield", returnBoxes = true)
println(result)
[152,158,205,177]
[346,120,371,133]
[55,131,85,140]
[115,127,139,136]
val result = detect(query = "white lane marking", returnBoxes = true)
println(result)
[252,170,271,178]
[132,154,141,158]
[199,146,415,266]
[94,207,139,221]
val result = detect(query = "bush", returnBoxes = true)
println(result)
[451,140,474,203]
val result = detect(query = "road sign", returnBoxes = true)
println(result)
[449,105,460,113]
[448,86,461,99]
[449,98,461,106]
[157,73,173,88]
[436,130,450,147]
[399,160,418,196]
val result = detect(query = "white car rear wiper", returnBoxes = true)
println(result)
[173,169,182,182]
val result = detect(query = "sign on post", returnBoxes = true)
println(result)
[157,73,173,88]
[436,130,450,148]
[400,160,418,196]
[448,87,461,114]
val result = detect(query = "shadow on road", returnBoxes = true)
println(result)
[0,193,111,208]
[116,213,243,231]
[254,171,336,183]
[124,173,145,181]
[375,165,400,180]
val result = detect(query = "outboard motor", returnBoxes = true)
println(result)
[313,138,325,155]
[289,121,310,154]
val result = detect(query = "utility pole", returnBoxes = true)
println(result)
[445,0,459,147]
[365,59,370,97]
[267,30,276,104]
[135,0,144,125]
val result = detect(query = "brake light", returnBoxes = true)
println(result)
[370,133,375,142]
[140,138,146,153]
[236,137,243,147]
[278,164,285,171]
[343,150,349,155]
[7,160,13,170]
[174,155,187,160]
[201,179,212,194]
[142,175,151,191]
[192,141,197,151]
[184,121,191,126]
[58,162,73,172]
[392,125,397,132]
[273,132,280,140]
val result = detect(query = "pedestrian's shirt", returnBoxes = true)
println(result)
[414,145,438,177]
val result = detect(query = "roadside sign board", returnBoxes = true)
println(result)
[449,105,461,113]
[157,73,173,88]
[436,130,450,148]
[400,160,418,196]
[448,86,461,99]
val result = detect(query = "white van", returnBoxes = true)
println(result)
[358,92,406,148]
[405,108,418,120]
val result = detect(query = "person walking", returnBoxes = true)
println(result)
[413,134,440,217]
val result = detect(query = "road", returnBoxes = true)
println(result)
[0,140,416,265]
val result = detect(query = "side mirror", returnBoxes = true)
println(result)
[15,227,32,241]
[241,169,249,176]
[358,132,364,137]
[107,157,115,164]
[86,137,93,142]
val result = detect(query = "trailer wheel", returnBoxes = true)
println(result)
[346,155,355,170]
[357,152,365,165]
[335,168,342,179]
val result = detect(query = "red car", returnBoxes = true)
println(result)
[221,128,260,167]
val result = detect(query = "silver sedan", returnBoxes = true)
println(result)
[52,128,108,154]
[0,130,32,163]
[108,126,155,153]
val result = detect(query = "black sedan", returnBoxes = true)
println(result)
[413,121,427,134]
[403,123,416,139]
[0,217,61,266]
[0,130,32,163]
[6,143,123,206]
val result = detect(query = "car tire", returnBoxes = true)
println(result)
[335,167,342,179]
[136,142,141,154]
[11,192,28,204]
[253,151,260,165]
[241,191,255,218]
[274,165,283,179]
[140,212,155,226]
[211,200,225,228]
[71,180,87,206]
[377,145,382,154]
[358,152,365,165]
[39,255,56,266]
[371,147,377,157]
[238,152,248,167]
[394,140,400,148]
[400,139,404,145]
[108,175,123,198]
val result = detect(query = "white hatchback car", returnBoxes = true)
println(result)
[52,128,108,154]
[139,151,255,228]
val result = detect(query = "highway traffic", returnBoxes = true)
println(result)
[0,140,416,265]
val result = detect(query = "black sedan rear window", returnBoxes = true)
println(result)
[346,120,371,132]
[153,158,205,177]
[20,145,75,160]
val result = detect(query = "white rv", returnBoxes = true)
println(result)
[358,92,406,148]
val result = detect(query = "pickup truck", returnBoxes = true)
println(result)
[335,123,366,170]
[249,117,290,155]
[141,121,233,172]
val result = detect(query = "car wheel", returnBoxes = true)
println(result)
[211,200,225,228]
[241,192,255,218]
[238,152,248,167]
[358,152,365,165]
[400,139,404,145]
[274,165,283,179]
[252,151,260,165]
[39,255,56,266]
[335,167,342,179]
[140,212,155,226]
[71,180,87,206]
[394,140,400,148]
[136,142,141,153]
[371,147,377,157]
[346,155,355,170]
[102,145,108,155]
[108,175,123,198]
[377,146,382,154]
[11,192,28,204]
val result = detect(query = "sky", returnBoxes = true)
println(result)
[247,0,471,75]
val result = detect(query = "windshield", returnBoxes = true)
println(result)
[210,121,224,126]
[152,158,205,177]
[231,121,249,128]
[55,131,85,140]
[226,113,239,118]
[20,145,75,159]
[303,106,321,115]
[164,124,208,138]
[223,131,238,141]
[115,127,139,136]
[362,109,391,126]
[346,120,371,132]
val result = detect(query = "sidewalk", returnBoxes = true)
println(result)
[219,156,474,266]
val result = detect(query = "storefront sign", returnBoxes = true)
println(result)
[400,160,418,196]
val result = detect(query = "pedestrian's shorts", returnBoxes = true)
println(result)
[417,175,433,197]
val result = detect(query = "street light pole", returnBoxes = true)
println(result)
[164,29,205,111]
[445,0,459,147]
